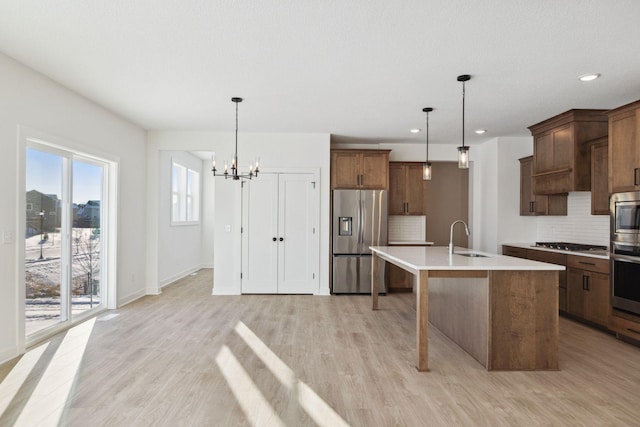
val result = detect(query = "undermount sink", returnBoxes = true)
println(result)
[457,252,489,258]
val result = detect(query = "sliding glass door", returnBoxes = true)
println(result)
[25,144,107,337]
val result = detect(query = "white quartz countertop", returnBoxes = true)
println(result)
[388,241,434,246]
[502,242,609,260]
[370,246,566,271]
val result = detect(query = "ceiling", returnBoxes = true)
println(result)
[1,1,640,146]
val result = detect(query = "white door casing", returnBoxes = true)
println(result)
[241,171,318,294]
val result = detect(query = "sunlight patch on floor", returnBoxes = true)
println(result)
[0,342,50,418]
[13,318,96,427]
[229,321,350,427]
[215,345,286,427]
[234,321,296,390]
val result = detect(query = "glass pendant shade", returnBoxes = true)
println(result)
[457,74,471,169]
[422,107,433,180]
[458,146,470,169]
[423,162,432,180]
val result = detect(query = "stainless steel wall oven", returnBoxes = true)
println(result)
[611,191,640,315]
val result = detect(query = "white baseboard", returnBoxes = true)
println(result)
[159,265,206,289]
[117,289,146,307]
[212,287,239,295]
[0,346,18,366]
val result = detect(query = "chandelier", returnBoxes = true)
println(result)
[211,97,259,180]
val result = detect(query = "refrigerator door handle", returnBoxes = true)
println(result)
[359,198,364,251]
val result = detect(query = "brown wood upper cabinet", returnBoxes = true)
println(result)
[519,156,567,216]
[388,162,426,215]
[330,149,390,189]
[607,99,640,193]
[528,109,608,194]
[590,137,609,215]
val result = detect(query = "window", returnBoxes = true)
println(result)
[172,162,200,223]
[24,143,111,339]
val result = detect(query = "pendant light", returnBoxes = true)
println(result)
[457,74,471,169]
[422,107,433,180]
[211,97,260,181]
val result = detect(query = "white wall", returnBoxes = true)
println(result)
[201,158,215,268]
[0,52,147,363]
[157,151,204,286]
[147,131,331,295]
[496,138,538,248]
[472,137,537,253]
[472,139,498,252]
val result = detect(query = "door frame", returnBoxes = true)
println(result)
[240,167,320,294]
[16,126,119,351]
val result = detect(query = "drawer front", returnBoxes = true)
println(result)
[567,255,609,274]
[502,246,528,259]
[610,313,640,341]
[526,248,567,265]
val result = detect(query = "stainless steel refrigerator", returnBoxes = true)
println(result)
[332,189,388,294]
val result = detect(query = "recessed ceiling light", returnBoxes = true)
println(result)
[475,129,486,134]
[410,128,421,133]
[578,73,601,82]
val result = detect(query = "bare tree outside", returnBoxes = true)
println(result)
[73,227,101,308]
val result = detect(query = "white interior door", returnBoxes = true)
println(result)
[277,173,315,294]
[241,172,317,294]
[241,174,279,293]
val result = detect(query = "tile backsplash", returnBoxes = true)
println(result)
[536,192,609,245]
[389,215,426,241]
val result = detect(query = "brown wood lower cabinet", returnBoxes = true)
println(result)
[387,263,413,291]
[502,245,611,328]
[610,309,640,343]
[566,269,610,327]
[565,255,610,328]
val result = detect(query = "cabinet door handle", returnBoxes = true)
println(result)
[529,201,534,213]
[635,168,640,186]
[273,237,277,241]
[578,261,595,266]
[582,275,587,290]
[586,275,590,291]
[279,237,284,242]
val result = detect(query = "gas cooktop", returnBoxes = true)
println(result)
[534,242,608,252]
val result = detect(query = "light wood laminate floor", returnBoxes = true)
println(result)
[1,269,639,426]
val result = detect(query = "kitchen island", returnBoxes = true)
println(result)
[370,246,565,372]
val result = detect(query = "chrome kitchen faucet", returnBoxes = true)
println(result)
[449,220,470,255]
